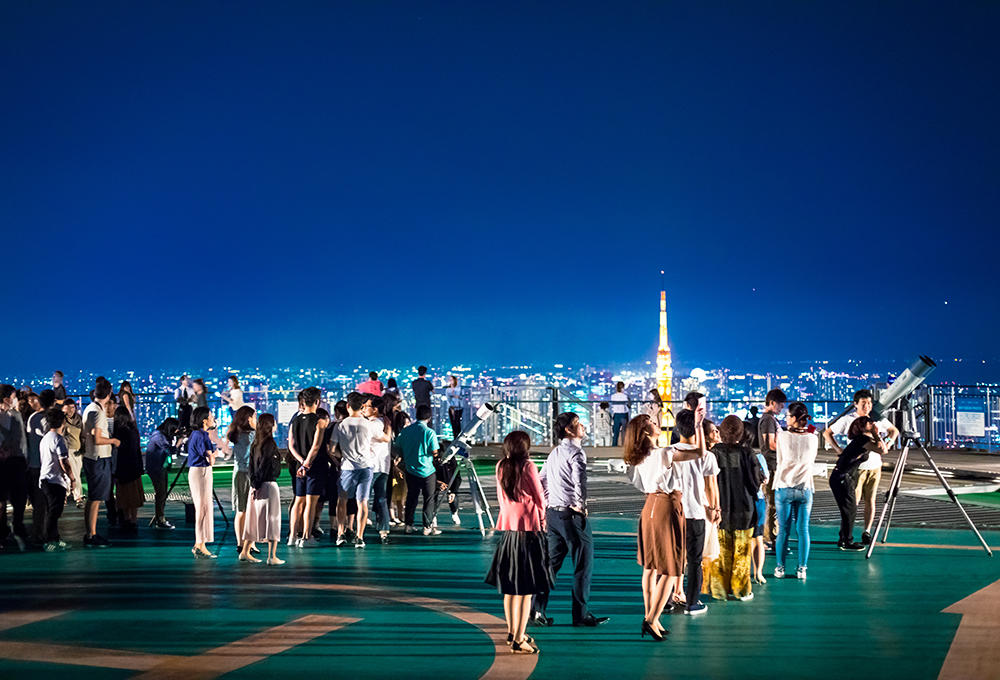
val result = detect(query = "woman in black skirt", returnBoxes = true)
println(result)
[485,431,551,654]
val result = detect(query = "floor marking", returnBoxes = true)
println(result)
[134,614,358,679]
[940,578,1000,679]
[0,610,66,633]
[0,611,358,678]
[286,583,537,680]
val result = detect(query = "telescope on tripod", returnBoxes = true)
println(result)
[438,402,499,537]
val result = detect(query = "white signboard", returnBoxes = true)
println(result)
[277,400,299,424]
[957,411,986,438]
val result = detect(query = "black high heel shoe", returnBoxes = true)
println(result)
[641,619,666,642]
[506,633,534,645]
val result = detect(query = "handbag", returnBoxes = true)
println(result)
[703,523,720,561]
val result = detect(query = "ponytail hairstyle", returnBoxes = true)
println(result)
[623,415,656,466]
[498,430,532,502]
[787,402,811,431]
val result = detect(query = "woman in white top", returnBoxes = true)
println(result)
[222,376,245,415]
[624,410,706,642]
[643,389,664,431]
[773,401,818,580]
[370,396,394,544]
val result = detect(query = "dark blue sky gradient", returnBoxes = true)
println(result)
[2,2,998,372]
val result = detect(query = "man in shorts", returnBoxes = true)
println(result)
[82,381,120,547]
[333,392,388,548]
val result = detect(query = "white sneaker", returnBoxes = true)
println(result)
[335,535,347,547]
[451,512,461,526]
[423,527,442,536]
[773,566,785,579]
[737,592,754,602]
[287,537,297,547]
[295,538,304,548]
[796,567,807,580]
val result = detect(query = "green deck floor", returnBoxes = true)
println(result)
[1,508,999,679]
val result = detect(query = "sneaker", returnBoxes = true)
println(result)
[312,526,325,537]
[380,534,390,545]
[839,541,865,552]
[287,537,297,547]
[90,534,110,548]
[295,538,304,549]
[301,538,318,549]
[404,525,416,534]
[44,542,59,552]
[335,536,347,547]
[796,567,807,580]
[737,592,755,602]
[861,531,872,545]
[684,602,708,616]
[354,536,366,549]
[423,527,442,536]
[773,565,786,579]
[451,512,461,526]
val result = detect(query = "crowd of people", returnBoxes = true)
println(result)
[0,371,895,655]
[487,388,897,652]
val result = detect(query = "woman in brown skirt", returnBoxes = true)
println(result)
[624,410,706,641]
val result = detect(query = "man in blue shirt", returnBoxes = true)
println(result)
[531,412,610,628]
[395,404,441,535]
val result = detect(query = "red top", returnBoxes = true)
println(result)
[356,380,384,396]
[495,460,546,532]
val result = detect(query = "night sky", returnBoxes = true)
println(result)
[2,2,997,373]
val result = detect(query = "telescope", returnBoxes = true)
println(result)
[870,355,936,421]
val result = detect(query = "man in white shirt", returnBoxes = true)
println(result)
[823,389,898,545]
[82,381,120,547]
[332,391,389,548]
[39,407,74,551]
[672,409,720,616]
[610,382,630,446]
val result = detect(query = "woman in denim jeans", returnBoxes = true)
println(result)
[772,402,818,580]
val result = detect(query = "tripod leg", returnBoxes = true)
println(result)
[880,445,909,544]
[866,445,907,559]
[465,459,495,536]
[918,445,993,557]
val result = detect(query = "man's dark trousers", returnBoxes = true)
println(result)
[533,507,594,622]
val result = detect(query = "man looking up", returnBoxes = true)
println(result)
[823,389,898,544]
[531,412,610,628]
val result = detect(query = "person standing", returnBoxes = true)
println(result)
[188,406,218,558]
[61,399,85,508]
[0,385,29,550]
[357,371,384,396]
[593,403,612,447]
[293,387,328,548]
[113,406,144,533]
[221,375,245,416]
[192,379,209,411]
[823,389,898,545]
[673,410,720,616]
[369,397,394,544]
[174,375,194,429]
[82,382,119,547]
[644,389,664,432]
[118,381,137,422]
[610,382,629,446]
[27,389,56,544]
[758,389,786,547]
[531,412,609,628]
[445,376,464,439]
[624,411,707,641]
[242,413,284,565]
[38,407,74,551]
[411,366,434,417]
[830,417,887,551]
[704,415,762,601]
[52,371,67,405]
[332,392,385,547]
[485,430,552,655]
[228,405,257,555]
[396,404,442,536]
[773,402,818,579]
[146,417,178,529]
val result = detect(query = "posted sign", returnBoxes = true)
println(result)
[956,411,986,438]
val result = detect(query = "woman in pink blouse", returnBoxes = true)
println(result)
[485,430,551,654]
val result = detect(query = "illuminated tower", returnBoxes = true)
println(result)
[655,275,673,403]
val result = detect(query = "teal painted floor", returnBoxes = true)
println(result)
[1,509,998,679]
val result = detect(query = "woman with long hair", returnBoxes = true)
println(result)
[624,410,706,642]
[643,388,664,432]
[389,410,410,525]
[242,413,284,565]
[485,430,551,654]
[704,415,763,601]
[370,396,394,544]
[112,405,144,532]
[222,375,244,416]
[118,381,137,422]
[773,402,819,578]
[228,405,257,559]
